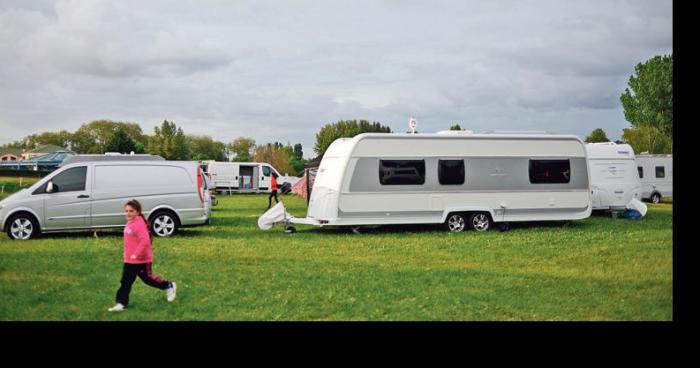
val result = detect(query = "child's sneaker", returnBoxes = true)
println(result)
[108,303,126,312]
[167,282,177,302]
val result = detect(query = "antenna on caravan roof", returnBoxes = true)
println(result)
[408,116,417,134]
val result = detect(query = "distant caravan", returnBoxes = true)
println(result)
[635,154,673,203]
[585,142,642,211]
[259,131,592,232]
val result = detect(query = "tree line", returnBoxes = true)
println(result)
[1,119,394,177]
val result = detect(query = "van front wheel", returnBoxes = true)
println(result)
[150,211,180,237]
[6,213,40,240]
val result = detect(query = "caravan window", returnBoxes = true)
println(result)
[529,159,571,184]
[438,160,465,185]
[637,167,644,178]
[655,166,665,178]
[379,160,425,185]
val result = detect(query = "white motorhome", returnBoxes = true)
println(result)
[585,142,642,211]
[635,154,673,203]
[1,160,211,240]
[201,161,294,194]
[260,132,592,232]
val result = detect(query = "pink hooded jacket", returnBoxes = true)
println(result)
[123,216,153,264]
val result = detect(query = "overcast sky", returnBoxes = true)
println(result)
[0,0,672,157]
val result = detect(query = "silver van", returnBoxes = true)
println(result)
[0,160,211,240]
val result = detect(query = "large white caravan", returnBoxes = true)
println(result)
[260,132,592,232]
[201,161,289,194]
[585,142,642,211]
[635,154,673,203]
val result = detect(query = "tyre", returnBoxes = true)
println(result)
[445,213,467,232]
[149,211,180,237]
[469,212,492,232]
[5,213,40,240]
[651,193,662,204]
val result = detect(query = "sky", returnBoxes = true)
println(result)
[0,0,672,157]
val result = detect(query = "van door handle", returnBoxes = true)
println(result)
[77,194,90,198]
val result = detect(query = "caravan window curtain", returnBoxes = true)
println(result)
[528,159,571,184]
[379,160,425,185]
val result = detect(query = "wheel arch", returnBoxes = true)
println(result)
[442,207,497,223]
[3,207,42,233]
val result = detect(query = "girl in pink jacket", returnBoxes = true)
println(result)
[108,199,176,312]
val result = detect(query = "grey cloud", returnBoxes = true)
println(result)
[0,0,672,150]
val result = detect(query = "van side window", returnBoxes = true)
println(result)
[438,160,465,185]
[655,166,665,178]
[43,166,87,193]
[529,159,570,184]
[637,166,643,178]
[262,166,271,176]
[379,160,425,185]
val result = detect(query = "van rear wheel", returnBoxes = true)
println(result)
[150,211,180,237]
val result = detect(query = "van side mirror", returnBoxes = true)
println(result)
[46,181,54,193]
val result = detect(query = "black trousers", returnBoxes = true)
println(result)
[115,263,171,307]
[267,190,279,208]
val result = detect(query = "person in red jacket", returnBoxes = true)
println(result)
[108,199,176,312]
[267,173,279,209]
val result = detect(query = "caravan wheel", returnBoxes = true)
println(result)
[446,214,467,232]
[469,213,492,232]
[651,193,662,204]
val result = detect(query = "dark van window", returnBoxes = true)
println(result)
[379,160,425,185]
[529,159,571,184]
[48,166,87,193]
[438,160,465,185]
[655,166,665,178]
[262,166,271,176]
[637,166,644,178]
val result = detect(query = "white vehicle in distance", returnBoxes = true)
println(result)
[635,154,673,203]
[201,161,295,194]
[0,160,211,240]
[260,131,592,233]
[585,142,642,211]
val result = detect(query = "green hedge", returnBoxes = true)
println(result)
[0,169,49,178]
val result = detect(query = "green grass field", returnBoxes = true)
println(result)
[0,193,672,321]
[0,176,40,196]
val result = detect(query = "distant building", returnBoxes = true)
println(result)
[21,144,68,161]
[0,149,75,172]
[0,149,23,162]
